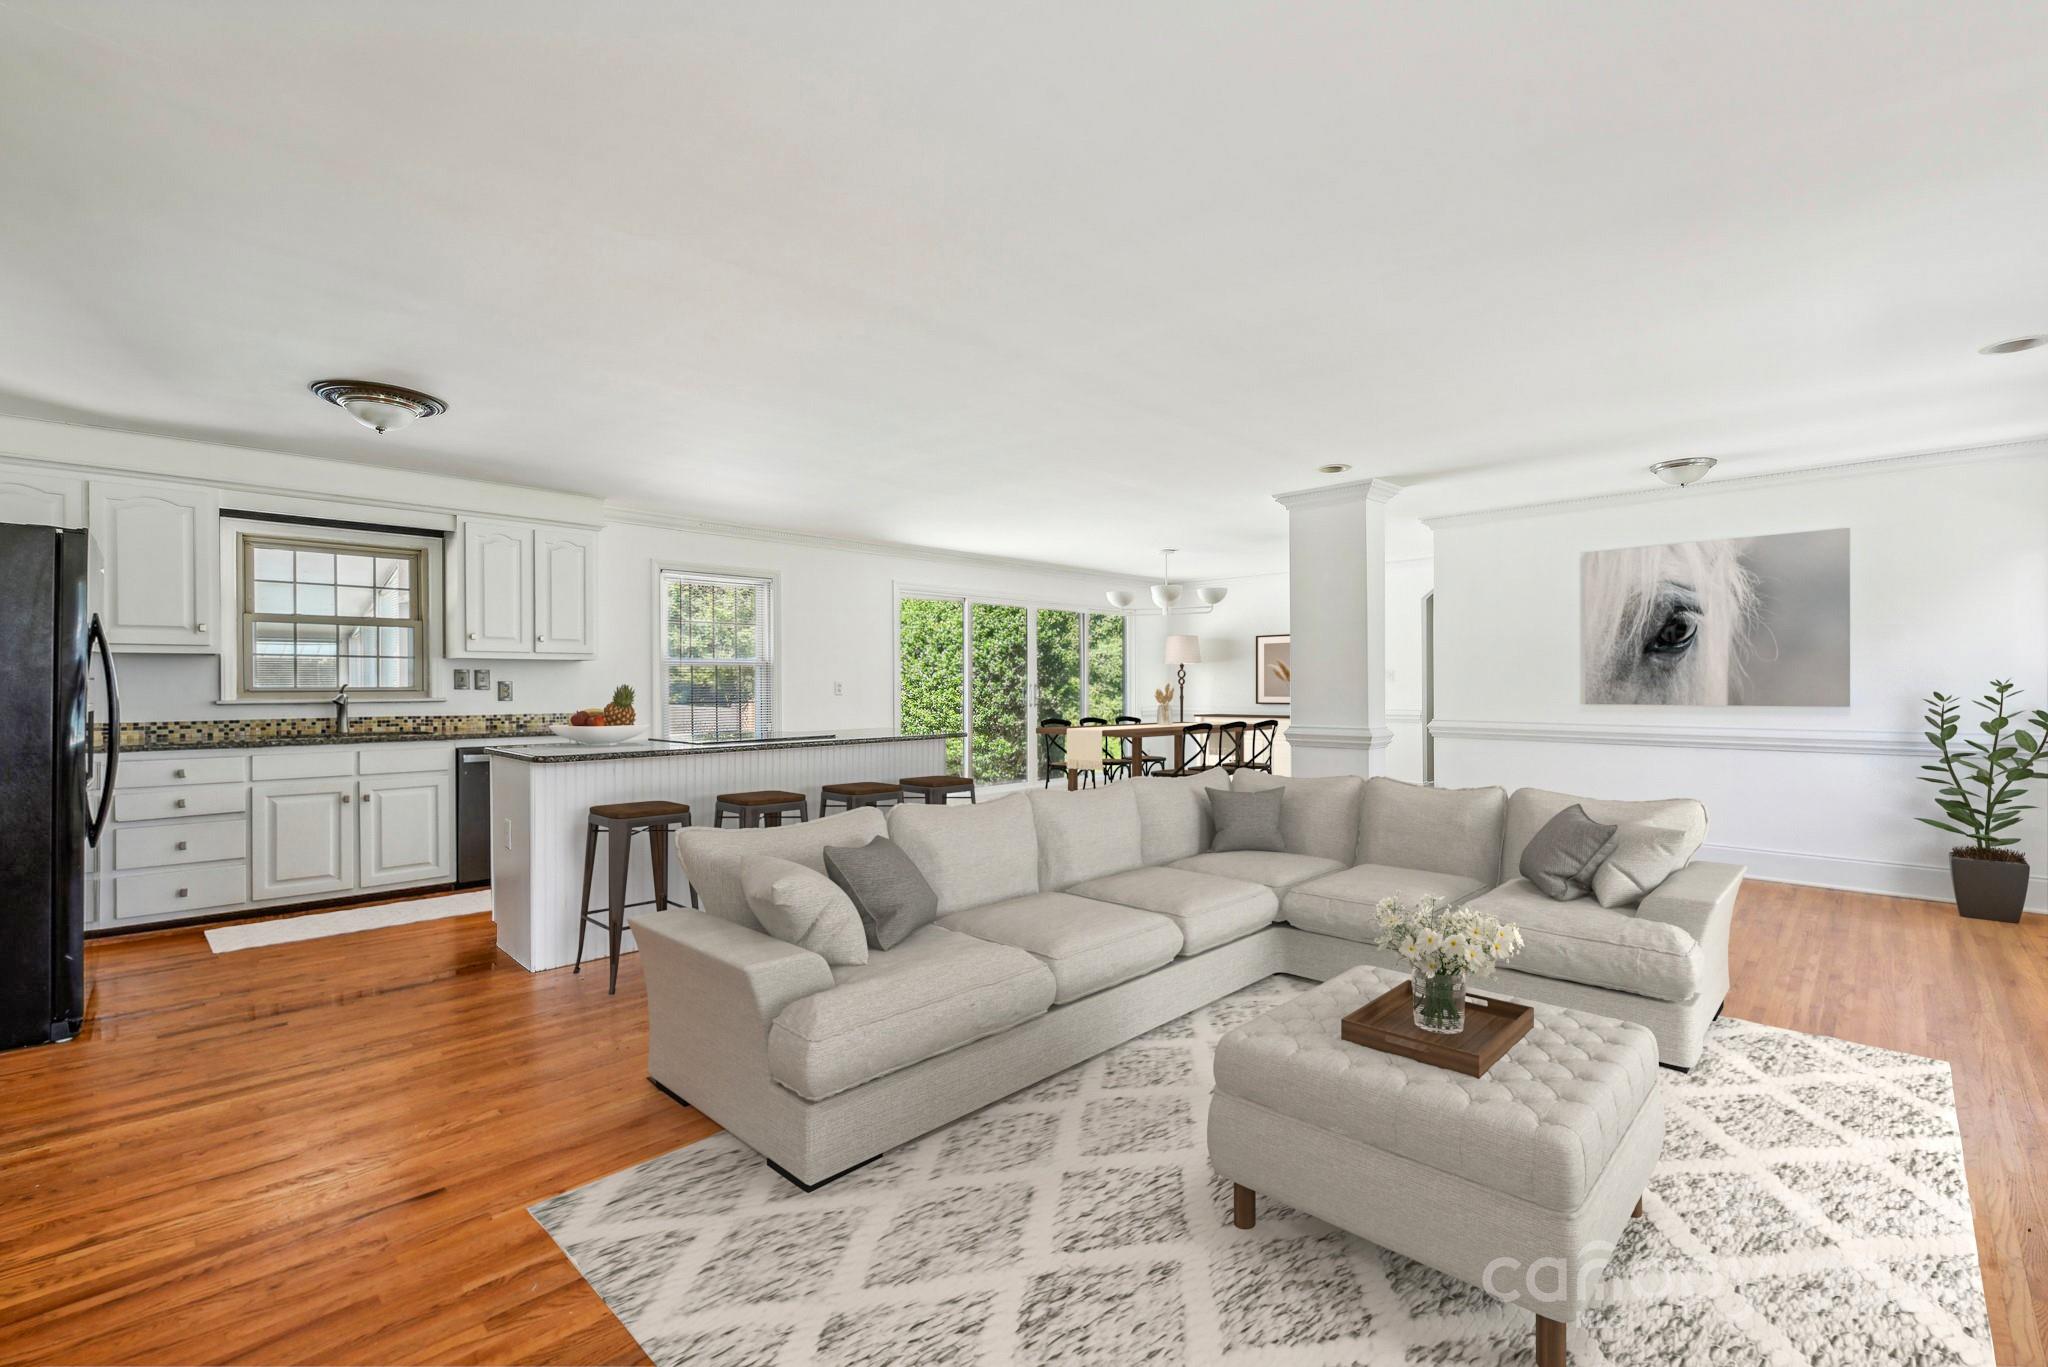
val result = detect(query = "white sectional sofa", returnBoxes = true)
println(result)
[636,771,1741,1188]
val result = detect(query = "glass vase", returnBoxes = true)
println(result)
[1412,967,1466,1034]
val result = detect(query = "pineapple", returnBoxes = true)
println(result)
[601,684,635,726]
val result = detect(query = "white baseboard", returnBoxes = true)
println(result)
[1705,841,2047,913]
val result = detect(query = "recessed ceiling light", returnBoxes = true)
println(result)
[1318,463,1352,474]
[1979,335,2048,355]
[1650,456,1717,487]
[310,379,448,434]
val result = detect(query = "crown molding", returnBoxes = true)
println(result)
[601,502,1143,584]
[1428,717,1927,756]
[1273,477,1405,511]
[1421,433,2048,530]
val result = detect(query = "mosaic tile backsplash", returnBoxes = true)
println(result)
[98,713,574,752]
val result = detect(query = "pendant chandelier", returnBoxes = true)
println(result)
[1105,549,1228,614]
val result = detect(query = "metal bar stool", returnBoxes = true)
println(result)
[714,789,809,827]
[820,781,902,814]
[900,774,977,804]
[578,800,691,994]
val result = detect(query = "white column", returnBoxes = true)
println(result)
[1272,478,1402,777]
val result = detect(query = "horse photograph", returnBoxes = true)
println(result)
[1581,527,1850,705]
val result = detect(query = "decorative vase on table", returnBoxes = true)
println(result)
[1411,967,1466,1034]
[1375,895,1524,1038]
[1918,682,2043,924]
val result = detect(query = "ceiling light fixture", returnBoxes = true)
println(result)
[1979,335,2048,355]
[310,379,448,434]
[1650,457,1717,488]
[1318,463,1353,474]
[1108,549,1229,615]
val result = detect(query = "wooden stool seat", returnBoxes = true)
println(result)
[900,774,977,804]
[589,799,692,823]
[578,801,692,995]
[821,780,903,815]
[714,790,810,830]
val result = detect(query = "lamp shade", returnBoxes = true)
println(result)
[1104,589,1136,609]
[1164,634,1202,666]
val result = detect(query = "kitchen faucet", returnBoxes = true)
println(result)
[333,683,350,736]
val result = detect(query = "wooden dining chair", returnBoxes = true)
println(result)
[1215,719,1249,772]
[1040,717,1091,788]
[1241,719,1280,774]
[1110,715,1168,779]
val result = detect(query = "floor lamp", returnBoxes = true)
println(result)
[1165,635,1201,722]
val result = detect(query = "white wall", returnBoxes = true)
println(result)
[1430,448,2048,910]
[0,416,1145,729]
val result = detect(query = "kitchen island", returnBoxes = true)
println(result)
[486,729,953,971]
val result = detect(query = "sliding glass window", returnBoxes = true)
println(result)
[895,591,1127,785]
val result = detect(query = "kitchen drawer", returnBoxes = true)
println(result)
[115,783,246,823]
[121,755,248,788]
[115,819,248,871]
[113,863,248,920]
[250,750,356,781]
[357,744,455,775]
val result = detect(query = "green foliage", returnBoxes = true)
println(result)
[1087,614,1127,721]
[970,603,1029,782]
[899,598,965,772]
[1918,681,2046,851]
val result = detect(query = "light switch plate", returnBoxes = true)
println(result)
[473,668,490,690]
[452,668,469,690]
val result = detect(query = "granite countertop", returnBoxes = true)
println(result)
[110,729,562,754]
[488,729,962,764]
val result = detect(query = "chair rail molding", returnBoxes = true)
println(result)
[1428,718,1927,757]
[1285,723,1395,751]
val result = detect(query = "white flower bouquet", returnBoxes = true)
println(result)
[1374,895,1524,1033]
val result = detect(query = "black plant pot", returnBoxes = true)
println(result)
[1951,854,2029,923]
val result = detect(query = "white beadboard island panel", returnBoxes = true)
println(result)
[488,733,949,971]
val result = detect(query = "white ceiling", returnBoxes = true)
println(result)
[2,2,2045,578]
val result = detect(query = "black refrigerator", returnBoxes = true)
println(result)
[0,523,119,1052]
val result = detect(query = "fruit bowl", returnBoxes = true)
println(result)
[550,723,650,746]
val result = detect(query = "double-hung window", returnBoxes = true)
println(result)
[660,570,776,739]
[241,535,426,694]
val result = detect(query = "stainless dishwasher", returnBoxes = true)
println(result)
[455,746,494,887]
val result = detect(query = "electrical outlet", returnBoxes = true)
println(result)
[833,680,843,696]
[497,679,513,702]
[452,668,469,690]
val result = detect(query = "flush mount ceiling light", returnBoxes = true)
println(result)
[1650,456,1718,488]
[1107,549,1229,614]
[310,379,448,435]
[1318,463,1353,474]
[1979,335,2048,355]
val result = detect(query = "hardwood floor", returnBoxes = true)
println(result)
[1,882,2043,1365]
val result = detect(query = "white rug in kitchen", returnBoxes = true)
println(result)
[203,888,493,952]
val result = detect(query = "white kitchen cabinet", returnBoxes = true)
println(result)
[250,777,357,901]
[357,771,453,888]
[449,516,597,658]
[0,468,84,527]
[88,478,219,650]
[456,517,533,656]
[533,525,598,655]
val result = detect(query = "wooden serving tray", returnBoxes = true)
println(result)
[1340,982,1535,1077]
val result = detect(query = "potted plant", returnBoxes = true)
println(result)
[1919,681,2044,923]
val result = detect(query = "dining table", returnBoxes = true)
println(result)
[1036,720,1205,790]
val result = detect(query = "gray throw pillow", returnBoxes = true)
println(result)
[1520,804,1620,901]
[740,856,869,966]
[824,836,939,950]
[1210,786,1286,853]
[1592,823,1694,908]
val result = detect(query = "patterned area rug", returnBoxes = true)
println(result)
[532,976,1991,1366]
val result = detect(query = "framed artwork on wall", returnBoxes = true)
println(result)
[1255,633,1292,704]
[1580,527,1851,705]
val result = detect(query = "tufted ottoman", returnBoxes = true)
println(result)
[1208,965,1663,1367]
